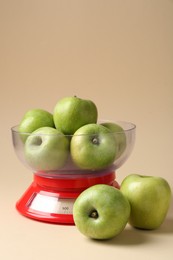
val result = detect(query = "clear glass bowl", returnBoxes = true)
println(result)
[11,121,136,178]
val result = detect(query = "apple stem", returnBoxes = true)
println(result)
[89,210,99,219]
[92,137,99,145]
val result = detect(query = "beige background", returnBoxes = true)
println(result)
[0,0,173,259]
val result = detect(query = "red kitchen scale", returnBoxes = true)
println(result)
[11,121,136,225]
[16,170,119,224]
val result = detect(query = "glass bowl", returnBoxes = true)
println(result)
[11,120,136,224]
[11,121,136,178]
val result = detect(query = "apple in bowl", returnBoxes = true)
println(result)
[12,121,136,175]
[24,127,70,171]
[100,122,126,159]
[18,108,55,142]
[70,123,118,170]
[53,96,98,135]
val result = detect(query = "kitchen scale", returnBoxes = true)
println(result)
[11,121,136,225]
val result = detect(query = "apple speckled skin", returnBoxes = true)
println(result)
[100,122,126,159]
[70,124,117,170]
[24,127,70,171]
[120,174,172,230]
[19,109,55,142]
[53,96,98,135]
[73,184,130,240]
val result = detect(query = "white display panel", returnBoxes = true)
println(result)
[29,193,75,215]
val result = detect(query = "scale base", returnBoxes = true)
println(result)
[16,182,76,224]
[16,172,120,225]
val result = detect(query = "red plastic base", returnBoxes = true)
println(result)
[16,171,120,224]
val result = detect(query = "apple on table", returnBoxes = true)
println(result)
[73,184,130,240]
[120,174,172,230]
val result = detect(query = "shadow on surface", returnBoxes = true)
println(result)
[107,227,151,246]
[88,226,151,246]
[88,216,173,246]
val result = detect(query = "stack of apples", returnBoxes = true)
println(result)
[18,96,127,172]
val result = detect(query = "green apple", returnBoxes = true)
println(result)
[70,123,117,170]
[120,174,172,230]
[101,122,126,159]
[73,184,130,240]
[19,109,55,142]
[24,127,69,171]
[53,96,98,135]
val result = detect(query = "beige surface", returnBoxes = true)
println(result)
[1,0,173,259]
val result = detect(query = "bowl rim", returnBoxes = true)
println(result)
[11,120,136,136]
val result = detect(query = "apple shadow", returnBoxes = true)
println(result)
[89,226,151,246]
[109,228,150,246]
[89,216,173,246]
